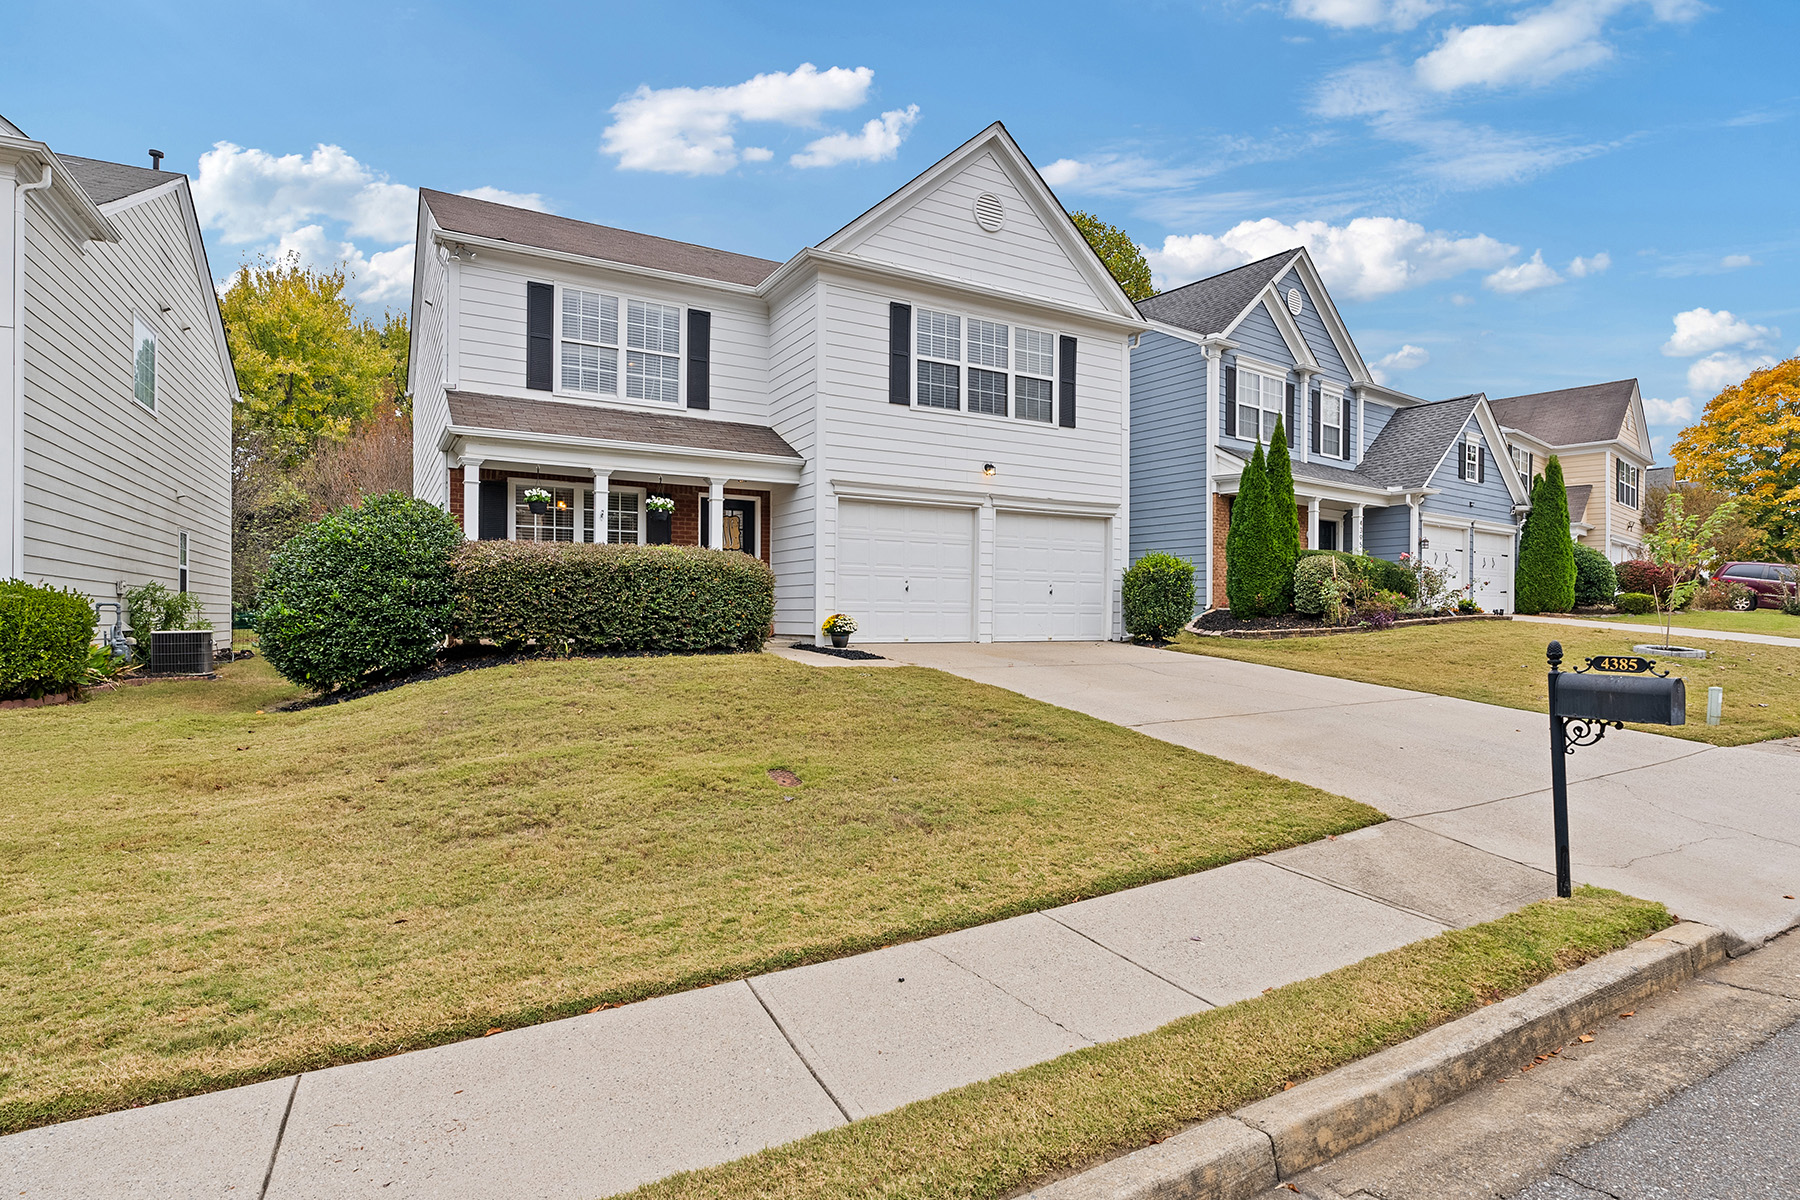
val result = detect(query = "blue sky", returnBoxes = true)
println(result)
[8,0,1795,458]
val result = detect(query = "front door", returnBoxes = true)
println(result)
[700,499,756,556]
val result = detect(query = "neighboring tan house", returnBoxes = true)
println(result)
[1130,249,1529,614]
[0,115,236,642]
[1488,380,1654,564]
[409,123,1145,643]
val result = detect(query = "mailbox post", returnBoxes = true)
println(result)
[1545,641,1686,897]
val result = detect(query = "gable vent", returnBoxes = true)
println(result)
[973,192,1006,233]
[1286,287,1303,315]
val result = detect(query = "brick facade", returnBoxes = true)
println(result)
[1208,494,1315,609]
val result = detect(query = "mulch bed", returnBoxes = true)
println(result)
[787,642,887,661]
[1187,608,1511,640]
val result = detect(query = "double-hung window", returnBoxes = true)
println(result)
[966,319,1009,415]
[1235,366,1282,443]
[1320,385,1343,458]
[1014,327,1055,423]
[1463,436,1481,480]
[626,300,681,403]
[515,484,576,542]
[1511,444,1534,483]
[561,289,619,395]
[608,490,643,544]
[916,308,962,409]
[1616,460,1640,507]
[177,531,189,594]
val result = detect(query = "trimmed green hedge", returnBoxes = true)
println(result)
[1122,552,1196,641]
[452,541,775,654]
[255,493,464,693]
[1615,592,1656,615]
[1297,549,1418,600]
[0,580,95,700]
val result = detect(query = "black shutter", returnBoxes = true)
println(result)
[1223,366,1237,438]
[1284,382,1297,441]
[1477,445,1486,484]
[1457,444,1469,481]
[1058,335,1077,428]
[686,309,711,409]
[477,480,508,540]
[1310,388,1321,454]
[526,282,553,391]
[1341,394,1352,460]
[888,303,911,405]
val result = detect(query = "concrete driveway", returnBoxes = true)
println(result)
[872,641,1800,947]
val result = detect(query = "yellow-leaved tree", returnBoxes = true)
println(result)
[1671,357,1800,561]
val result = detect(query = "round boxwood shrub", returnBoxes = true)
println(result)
[1297,550,1418,600]
[1615,592,1657,615]
[451,541,775,653]
[1122,552,1195,641]
[1572,543,1618,608]
[0,580,96,700]
[255,492,464,692]
[1293,554,1348,617]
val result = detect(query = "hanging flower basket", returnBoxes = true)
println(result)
[524,487,552,515]
[646,494,676,516]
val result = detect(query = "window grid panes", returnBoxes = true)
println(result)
[916,308,961,361]
[1465,440,1481,479]
[1013,327,1055,423]
[132,316,157,411]
[968,367,1008,416]
[1236,370,1281,443]
[1015,328,1055,378]
[967,319,1008,368]
[1511,445,1534,482]
[1015,376,1053,423]
[1321,390,1342,458]
[917,359,961,409]
[560,289,619,395]
[1616,460,1640,507]
[608,490,642,544]
[626,299,681,403]
[516,485,576,542]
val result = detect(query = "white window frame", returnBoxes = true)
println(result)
[607,486,647,545]
[907,302,1063,425]
[1233,357,1286,444]
[1319,384,1344,458]
[507,479,580,543]
[914,306,963,411]
[625,299,682,404]
[557,286,620,398]
[1463,434,1481,481]
[131,314,158,413]
[1012,326,1056,424]
[554,285,683,408]
[1510,444,1534,482]
[177,531,189,594]
[1616,459,1640,508]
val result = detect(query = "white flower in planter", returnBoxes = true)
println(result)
[646,495,676,515]
[523,487,553,505]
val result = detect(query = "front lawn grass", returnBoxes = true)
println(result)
[1576,608,1800,638]
[623,888,1670,1200]
[1171,621,1800,747]
[0,652,1379,1133]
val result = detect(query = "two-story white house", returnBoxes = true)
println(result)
[409,123,1145,643]
[1,115,236,642]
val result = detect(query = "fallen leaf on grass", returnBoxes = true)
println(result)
[485,1027,503,1036]
[1283,1081,1295,1090]
[1619,1011,1635,1019]
[1579,1034,1595,1043]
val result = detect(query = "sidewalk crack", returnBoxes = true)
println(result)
[1039,912,1218,1005]
[745,978,854,1124]
[258,1074,301,1200]
[921,944,1091,1044]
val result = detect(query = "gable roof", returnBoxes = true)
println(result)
[1565,484,1594,525]
[1358,394,1484,491]
[445,390,801,459]
[1137,250,1298,336]
[421,190,782,288]
[1489,379,1638,447]
[58,155,183,206]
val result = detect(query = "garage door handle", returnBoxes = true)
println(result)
[904,581,909,592]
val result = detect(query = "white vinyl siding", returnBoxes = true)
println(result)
[559,288,619,395]
[626,299,681,403]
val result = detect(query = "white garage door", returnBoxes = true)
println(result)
[836,501,974,642]
[1472,529,1515,614]
[1421,523,1467,596]
[994,511,1108,641]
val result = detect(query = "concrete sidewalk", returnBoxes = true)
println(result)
[1513,612,1800,648]
[876,641,1800,947]
[0,822,1548,1199]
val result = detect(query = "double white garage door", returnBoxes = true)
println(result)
[1422,522,1515,615]
[836,501,1108,642]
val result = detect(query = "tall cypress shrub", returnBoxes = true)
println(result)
[1226,443,1288,617]
[1264,417,1301,610]
[1516,457,1577,614]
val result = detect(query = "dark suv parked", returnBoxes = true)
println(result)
[1714,562,1799,609]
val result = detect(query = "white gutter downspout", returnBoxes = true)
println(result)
[6,162,52,578]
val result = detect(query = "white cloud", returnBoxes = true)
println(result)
[1567,251,1611,277]
[1040,154,1210,194]
[791,105,919,168]
[1687,351,1776,396]
[1414,0,1706,94]
[456,186,550,212]
[1371,343,1430,384]
[270,225,414,304]
[1661,307,1775,356]
[1643,395,1694,424]
[1450,293,1474,306]
[1288,0,1445,29]
[1147,216,1515,300]
[600,64,882,174]
[194,142,416,244]
[1719,253,1754,270]
[1483,250,1564,294]
[741,147,775,163]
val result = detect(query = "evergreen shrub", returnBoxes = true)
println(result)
[1226,443,1290,618]
[1572,544,1618,607]
[0,580,96,700]
[1615,592,1657,615]
[1297,550,1418,600]
[1292,554,1347,617]
[1122,552,1196,641]
[1516,458,1576,613]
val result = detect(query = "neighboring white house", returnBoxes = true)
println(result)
[409,123,1145,643]
[0,115,236,643]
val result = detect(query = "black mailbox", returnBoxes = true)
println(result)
[1552,673,1686,726]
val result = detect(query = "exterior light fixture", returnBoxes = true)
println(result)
[982,463,997,476]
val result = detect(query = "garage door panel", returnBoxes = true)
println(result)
[837,501,973,642]
[995,512,1107,642]
[1472,530,1514,615]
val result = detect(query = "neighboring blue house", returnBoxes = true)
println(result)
[1131,248,1530,614]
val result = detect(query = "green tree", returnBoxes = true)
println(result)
[1226,443,1289,617]
[1516,457,1576,614]
[1069,211,1154,302]
[1264,417,1301,610]
[1642,489,1741,648]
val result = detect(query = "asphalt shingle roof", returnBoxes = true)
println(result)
[446,390,801,459]
[1489,379,1637,447]
[423,190,783,288]
[1357,394,1483,491]
[1565,484,1593,524]
[58,155,184,205]
[1137,249,1299,335]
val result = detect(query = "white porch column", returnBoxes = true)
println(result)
[1352,504,1366,555]
[590,470,610,542]
[1293,368,1313,462]
[459,457,483,541]
[1305,497,1320,550]
[707,477,727,550]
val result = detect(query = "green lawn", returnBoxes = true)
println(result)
[623,889,1670,1200]
[1572,608,1800,637]
[0,652,1379,1133]
[1172,621,1800,747]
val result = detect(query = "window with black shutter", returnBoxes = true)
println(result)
[889,303,912,405]
[686,309,711,409]
[1058,335,1077,428]
[1223,366,1237,438]
[525,282,553,391]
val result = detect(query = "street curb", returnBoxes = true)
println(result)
[1024,921,1727,1200]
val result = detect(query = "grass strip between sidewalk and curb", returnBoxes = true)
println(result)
[618,887,1671,1200]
